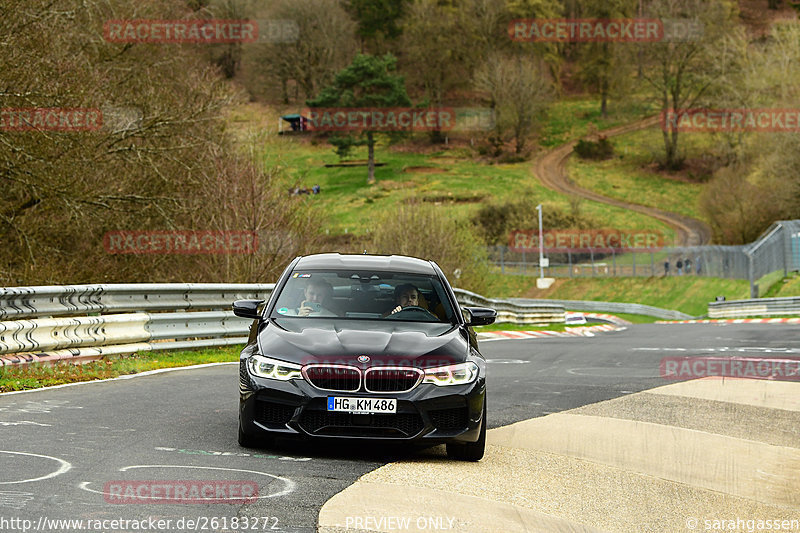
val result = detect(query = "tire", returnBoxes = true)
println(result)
[238,418,259,448]
[446,398,486,461]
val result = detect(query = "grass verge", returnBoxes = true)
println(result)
[0,346,242,393]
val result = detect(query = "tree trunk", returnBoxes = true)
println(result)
[600,79,608,118]
[663,125,680,169]
[367,131,375,184]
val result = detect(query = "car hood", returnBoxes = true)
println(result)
[259,318,469,367]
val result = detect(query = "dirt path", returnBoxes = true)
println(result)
[533,116,712,246]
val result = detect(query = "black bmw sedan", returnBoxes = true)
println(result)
[233,253,496,461]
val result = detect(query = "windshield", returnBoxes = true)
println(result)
[270,270,455,323]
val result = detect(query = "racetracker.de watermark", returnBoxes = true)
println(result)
[303,107,458,132]
[103,19,299,44]
[103,231,258,255]
[509,18,703,42]
[0,108,102,132]
[661,108,800,132]
[103,480,258,504]
[509,229,667,253]
[660,357,800,381]
[509,18,662,42]
[302,107,494,132]
[0,106,142,133]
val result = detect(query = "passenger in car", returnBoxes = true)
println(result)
[297,279,338,316]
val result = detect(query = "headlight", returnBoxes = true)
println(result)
[248,355,302,381]
[423,362,479,386]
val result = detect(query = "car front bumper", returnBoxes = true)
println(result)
[239,361,485,444]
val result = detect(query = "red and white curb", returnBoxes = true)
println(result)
[580,313,632,326]
[657,318,800,325]
[477,324,622,341]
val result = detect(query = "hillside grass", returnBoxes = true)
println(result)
[223,100,780,319]
[567,128,714,222]
[765,271,800,297]
[483,272,751,317]
[539,97,655,147]
[227,101,675,239]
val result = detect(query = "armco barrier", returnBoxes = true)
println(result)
[0,283,275,319]
[452,289,565,323]
[1,284,669,366]
[708,296,800,318]
[0,284,274,366]
[508,297,693,321]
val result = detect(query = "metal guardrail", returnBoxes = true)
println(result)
[0,283,275,319]
[508,298,693,321]
[0,284,274,366]
[0,283,690,366]
[708,296,800,318]
[452,289,565,324]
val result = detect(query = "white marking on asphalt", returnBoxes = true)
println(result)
[79,465,296,499]
[486,359,531,364]
[0,421,52,427]
[0,491,34,509]
[566,367,655,378]
[0,400,83,414]
[0,451,72,484]
[633,346,800,354]
[154,446,311,462]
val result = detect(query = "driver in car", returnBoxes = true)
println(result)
[384,283,423,316]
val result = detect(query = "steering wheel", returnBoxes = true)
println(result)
[385,305,438,320]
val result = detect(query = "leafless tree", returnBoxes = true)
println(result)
[475,53,554,154]
[0,0,318,284]
[638,0,744,169]
[244,0,358,103]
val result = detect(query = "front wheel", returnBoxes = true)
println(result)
[446,398,486,461]
[238,417,259,448]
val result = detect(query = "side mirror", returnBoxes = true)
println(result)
[233,299,264,319]
[462,306,497,326]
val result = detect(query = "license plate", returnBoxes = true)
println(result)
[327,397,397,414]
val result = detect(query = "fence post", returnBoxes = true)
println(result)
[633,252,636,276]
[500,246,505,274]
[781,223,788,277]
[747,251,758,298]
[568,251,573,278]
[612,250,616,276]
[650,251,654,276]
[522,250,526,274]
[591,249,596,276]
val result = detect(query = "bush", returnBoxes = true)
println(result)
[472,198,596,246]
[574,136,614,160]
[368,202,489,294]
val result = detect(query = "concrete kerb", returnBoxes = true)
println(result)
[317,377,800,533]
